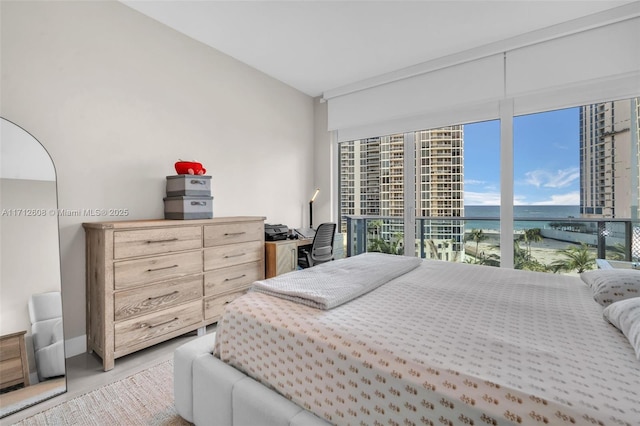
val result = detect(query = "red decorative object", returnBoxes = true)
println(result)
[175,161,206,175]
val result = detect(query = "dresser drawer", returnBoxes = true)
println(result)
[204,241,263,271]
[114,300,202,351]
[114,251,203,290]
[114,275,203,321]
[0,358,23,385]
[114,226,202,259]
[0,336,20,362]
[204,261,262,297]
[203,221,263,247]
[204,291,246,322]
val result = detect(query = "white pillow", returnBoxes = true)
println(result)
[580,269,640,307]
[603,297,640,360]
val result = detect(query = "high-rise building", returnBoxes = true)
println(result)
[415,127,464,261]
[339,126,464,260]
[339,138,381,219]
[579,99,638,218]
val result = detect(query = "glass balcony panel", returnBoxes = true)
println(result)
[346,215,639,276]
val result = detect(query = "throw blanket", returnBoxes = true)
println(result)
[251,252,422,309]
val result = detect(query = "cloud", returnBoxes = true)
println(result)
[513,195,531,206]
[553,142,569,150]
[466,191,576,206]
[524,167,579,189]
[530,192,580,205]
[464,191,500,205]
[465,179,485,185]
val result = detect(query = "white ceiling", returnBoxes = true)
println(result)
[121,1,633,97]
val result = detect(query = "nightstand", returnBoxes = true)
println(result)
[0,331,30,391]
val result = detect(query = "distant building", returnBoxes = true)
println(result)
[339,138,381,219]
[579,99,639,219]
[339,126,464,261]
[415,127,464,261]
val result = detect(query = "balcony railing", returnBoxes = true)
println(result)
[344,215,640,274]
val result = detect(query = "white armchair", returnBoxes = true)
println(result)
[28,291,65,381]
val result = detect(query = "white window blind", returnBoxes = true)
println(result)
[509,16,640,116]
[326,6,640,141]
[329,54,504,142]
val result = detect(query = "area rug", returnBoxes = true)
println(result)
[11,360,190,426]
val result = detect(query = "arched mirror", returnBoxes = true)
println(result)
[0,117,66,417]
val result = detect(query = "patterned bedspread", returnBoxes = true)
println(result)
[214,258,640,425]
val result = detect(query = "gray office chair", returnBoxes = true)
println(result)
[298,222,336,269]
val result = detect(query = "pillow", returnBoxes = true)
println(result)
[580,269,640,307]
[603,297,640,360]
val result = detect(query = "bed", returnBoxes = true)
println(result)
[174,252,640,426]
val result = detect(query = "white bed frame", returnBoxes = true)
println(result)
[174,333,329,426]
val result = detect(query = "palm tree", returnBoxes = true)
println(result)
[449,239,461,263]
[550,243,596,273]
[367,220,383,238]
[368,232,404,255]
[606,243,626,261]
[427,239,439,260]
[513,238,550,271]
[480,253,501,267]
[513,239,527,268]
[519,228,543,261]
[467,229,487,263]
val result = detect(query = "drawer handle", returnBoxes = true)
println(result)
[147,264,179,272]
[147,238,179,244]
[190,179,207,185]
[147,290,179,301]
[224,274,246,282]
[141,317,179,329]
[224,253,246,259]
[190,201,208,206]
[224,232,246,236]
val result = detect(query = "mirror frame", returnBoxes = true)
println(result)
[0,117,67,418]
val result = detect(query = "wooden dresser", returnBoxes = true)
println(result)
[0,331,29,391]
[83,216,265,371]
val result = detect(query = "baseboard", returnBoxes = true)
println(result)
[64,334,86,358]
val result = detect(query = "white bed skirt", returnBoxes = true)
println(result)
[174,333,330,426]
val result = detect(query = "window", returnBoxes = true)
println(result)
[338,98,640,270]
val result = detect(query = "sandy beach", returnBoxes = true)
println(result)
[463,229,591,267]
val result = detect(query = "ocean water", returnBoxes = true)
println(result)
[464,205,580,231]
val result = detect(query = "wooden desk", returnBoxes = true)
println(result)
[265,238,312,278]
[295,238,313,247]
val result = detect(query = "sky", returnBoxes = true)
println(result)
[464,107,580,206]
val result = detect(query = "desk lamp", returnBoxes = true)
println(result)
[309,188,320,229]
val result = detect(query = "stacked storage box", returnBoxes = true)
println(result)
[164,175,213,219]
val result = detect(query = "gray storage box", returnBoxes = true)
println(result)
[166,175,212,197]
[164,195,213,220]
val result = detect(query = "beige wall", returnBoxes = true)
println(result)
[0,0,316,350]
[313,98,333,226]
